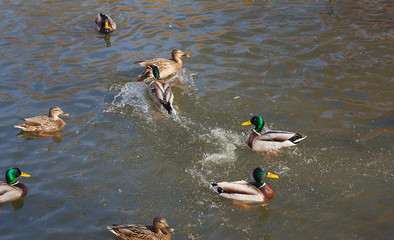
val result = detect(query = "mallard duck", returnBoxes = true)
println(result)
[210,167,278,202]
[107,216,175,240]
[147,65,175,115]
[0,167,31,204]
[134,49,190,81]
[242,116,307,151]
[95,12,117,34]
[14,106,69,133]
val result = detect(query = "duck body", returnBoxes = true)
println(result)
[14,106,69,133]
[243,116,306,151]
[247,129,306,151]
[210,167,278,203]
[95,12,116,33]
[107,216,174,240]
[0,168,31,204]
[210,180,273,202]
[147,65,175,115]
[135,49,189,81]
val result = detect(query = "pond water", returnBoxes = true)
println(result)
[0,0,392,239]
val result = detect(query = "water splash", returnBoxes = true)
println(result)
[199,128,244,165]
[110,81,150,113]
[109,68,196,115]
[186,127,245,184]
[167,68,197,94]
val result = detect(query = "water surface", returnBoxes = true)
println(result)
[0,0,392,239]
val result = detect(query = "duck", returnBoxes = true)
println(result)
[0,167,31,204]
[147,65,175,115]
[14,106,70,133]
[107,216,175,240]
[242,116,307,151]
[134,49,189,81]
[95,12,117,34]
[210,167,279,202]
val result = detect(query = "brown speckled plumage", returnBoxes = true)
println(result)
[134,49,189,81]
[14,106,69,133]
[107,217,174,240]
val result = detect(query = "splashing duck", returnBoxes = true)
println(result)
[134,49,189,81]
[95,12,117,34]
[147,65,175,115]
[14,106,70,133]
[210,167,278,202]
[0,167,31,204]
[242,116,307,151]
[107,216,175,240]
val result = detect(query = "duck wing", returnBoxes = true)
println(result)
[257,130,302,142]
[0,182,22,203]
[134,58,169,67]
[212,181,260,195]
[107,224,155,238]
[149,80,174,114]
[22,116,51,126]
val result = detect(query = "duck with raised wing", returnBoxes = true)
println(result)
[210,167,278,202]
[95,12,116,33]
[107,216,175,240]
[0,167,31,204]
[147,65,175,115]
[242,116,306,151]
[14,106,69,133]
[135,49,189,81]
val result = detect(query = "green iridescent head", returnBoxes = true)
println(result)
[149,65,160,79]
[5,167,31,185]
[253,167,279,187]
[242,116,265,133]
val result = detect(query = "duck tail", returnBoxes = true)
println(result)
[160,100,173,115]
[14,125,27,131]
[289,134,307,144]
[209,182,221,193]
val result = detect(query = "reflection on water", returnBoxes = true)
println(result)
[16,131,67,143]
[0,0,392,239]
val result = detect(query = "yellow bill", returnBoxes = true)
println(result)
[61,113,70,116]
[21,172,31,177]
[105,21,109,29]
[242,120,251,126]
[267,172,279,179]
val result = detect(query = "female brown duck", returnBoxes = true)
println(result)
[107,216,175,240]
[134,49,189,81]
[14,106,69,133]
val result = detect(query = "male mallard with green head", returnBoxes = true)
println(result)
[0,167,31,204]
[147,65,175,115]
[242,116,306,151]
[95,12,117,34]
[135,49,190,81]
[107,216,175,240]
[210,167,279,202]
[14,106,69,133]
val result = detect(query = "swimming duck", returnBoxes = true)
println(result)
[210,167,278,202]
[95,12,117,34]
[14,106,69,133]
[0,167,31,204]
[107,216,175,240]
[242,116,307,151]
[147,65,175,115]
[134,49,189,81]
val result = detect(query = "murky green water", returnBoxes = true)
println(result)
[0,0,392,239]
